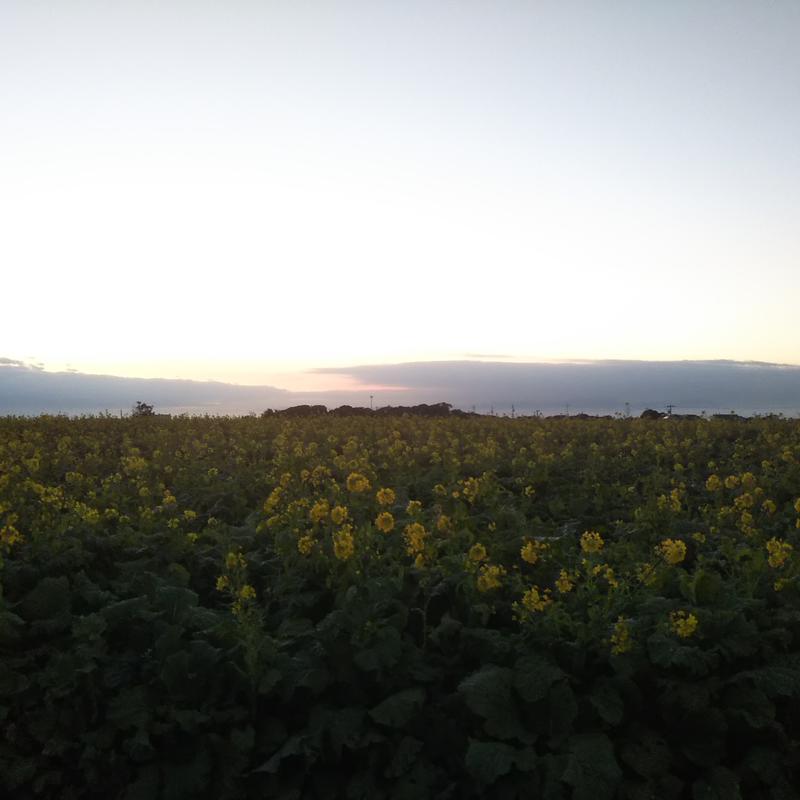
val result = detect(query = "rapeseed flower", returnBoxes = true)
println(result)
[520,586,552,613]
[309,500,330,524]
[468,542,488,563]
[520,540,547,565]
[375,511,395,533]
[376,488,396,506]
[670,610,699,638]
[404,522,427,555]
[555,569,576,593]
[657,539,687,565]
[346,472,371,493]
[580,531,604,553]
[330,505,348,525]
[333,526,355,560]
[297,535,314,555]
[477,564,505,592]
[610,616,632,654]
[766,538,792,568]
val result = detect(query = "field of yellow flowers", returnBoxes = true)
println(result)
[2,413,800,798]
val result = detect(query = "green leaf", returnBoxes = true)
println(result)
[691,766,742,800]
[386,736,423,778]
[162,753,210,800]
[369,688,425,728]
[548,681,578,747]
[252,735,306,774]
[563,733,622,800]
[589,679,624,726]
[18,576,71,621]
[459,665,514,721]
[107,686,151,731]
[514,654,563,703]
[0,663,30,696]
[620,729,671,778]
[464,740,518,786]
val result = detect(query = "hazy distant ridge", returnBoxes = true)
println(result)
[2,359,800,416]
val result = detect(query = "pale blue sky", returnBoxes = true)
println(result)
[1,1,798,388]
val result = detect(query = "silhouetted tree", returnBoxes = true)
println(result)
[132,401,155,417]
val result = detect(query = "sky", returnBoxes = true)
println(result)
[2,1,799,390]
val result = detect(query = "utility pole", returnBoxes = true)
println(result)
[370,394,373,411]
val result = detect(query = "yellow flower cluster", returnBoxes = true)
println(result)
[555,569,577,593]
[476,564,505,592]
[520,540,547,565]
[309,499,330,524]
[468,542,488,563]
[375,511,395,533]
[346,472,371,493]
[226,551,247,570]
[330,505,348,525]
[724,475,740,490]
[766,538,792,568]
[404,522,427,556]
[376,487,396,506]
[657,538,687,565]
[670,610,699,638]
[461,477,480,503]
[705,474,722,491]
[406,500,422,515]
[297,534,314,555]
[610,616,632,654]
[520,585,552,612]
[0,524,23,548]
[580,531,604,553]
[333,525,355,560]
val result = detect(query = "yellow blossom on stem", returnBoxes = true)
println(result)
[477,564,505,592]
[705,474,722,491]
[404,522,427,555]
[520,586,552,613]
[375,511,395,533]
[309,500,330,524]
[330,505,348,525]
[657,539,687,565]
[580,531,604,554]
[346,472,371,493]
[610,616,632,654]
[555,569,577,593]
[520,540,547,565]
[468,542,488,563]
[376,488,396,506]
[670,610,699,638]
[0,524,23,547]
[297,535,314,555]
[333,526,355,561]
[766,538,792,568]
[406,500,422,515]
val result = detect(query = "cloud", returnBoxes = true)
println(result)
[313,359,800,416]
[0,357,43,370]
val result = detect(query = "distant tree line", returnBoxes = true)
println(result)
[260,402,480,419]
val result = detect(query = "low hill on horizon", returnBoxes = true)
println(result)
[2,358,800,417]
